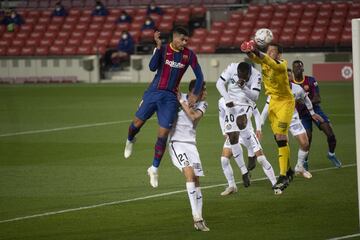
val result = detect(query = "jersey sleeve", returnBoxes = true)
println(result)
[189,51,204,95]
[148,46,163,72]
[218,98,226,135]
[262,54,287,73]
[196,101,208,115]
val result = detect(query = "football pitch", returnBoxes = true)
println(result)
[0,82,358,240]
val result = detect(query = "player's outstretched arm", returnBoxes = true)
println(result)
[188,52,204,107]
[148,31,162,72]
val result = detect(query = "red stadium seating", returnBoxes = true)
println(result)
[218,35,234,48]
[35,46,49,56]
[293,32,309,47]
[324,32,340,46]
[308,33,325,47]
[199,43,216,53]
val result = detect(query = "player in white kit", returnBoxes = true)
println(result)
[216,62,279,194]
[168,80,209,232]
[261,69,323,179]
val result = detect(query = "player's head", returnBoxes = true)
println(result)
[287,68,294,82]
[237,62,252,82]
[189,80,207,101]
[266,43,283,60]
[292,60,304,77]
[172,27,189,51]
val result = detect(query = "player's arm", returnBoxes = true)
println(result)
[148,31,162,72]
[188,52,204,106]
[311,78,321,104]
[241,71,261,102]
[303,93,324,123]
[218,99,227,136]
[216,64,234,107]
[253,106,262,132]
[260,96,271,126]
[179,99,205,123]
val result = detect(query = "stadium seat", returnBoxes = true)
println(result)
[11,39,25,48]
[0,39,11,48]
[272,11,287,20]
[67,37,82,47]
[174,13,190,26]
[39,38,53,48]
[247,5,261,15]
[140,29,155,43]
[63,46,77,55]
[35,46,49,56]
[89,23,103,31]
[225,21,240,31]
[158,21,173,33]
[116,23,130,32]
[274,4,289,13]
[16,31,29,40]
[47,24,62,32]
[69,9,82,17]
[7,47,22,56]
[190,35,204,45]
[229,11,243,22]
[77,46,92,55]
[312,26,327,36]
[65,16,79,24]
[293,32,309,47]
[233,34,249,46]
[262,4,274,13]
[270,19,284,29]
[302,11,317,20]
[348,9,360,19]
[218,35,234,48]
[324,32,340,46]
[240,20,255,29]
[53,37,67,47]
[72,0,84,8]
[51,16,65,25]
[317,10,332,20]
[204,35,219,45]
[339,31,351,47]
[211,21,226,31]
[319,2,333,12]
[187,43,199,53]
[199,43,216,53]
[58,31,71,39]
[192,6,206,19]
[245,12,258,22]
[287,11,302,20]
[304,2,319,11]
[21,47,35,56]
[299,18,315,28]
[279,33,294,47]
[0,47,6,56]
[308,33,325,47]
[314,18,329,27]
[289,3,304,13]
[258,11,273,21]
[193,28,207,38]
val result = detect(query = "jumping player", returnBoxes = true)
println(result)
[242,41,295,193]
[124,28,204,188]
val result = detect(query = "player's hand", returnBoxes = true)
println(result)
[154,31,161,49]
[237,78,246,88]
[312,113,324,123]
[240,40,256,53]
[225,101,234,108]
[256,130,262,141]
[187,92,197,107]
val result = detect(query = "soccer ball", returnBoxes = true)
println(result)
[254,28,273,47]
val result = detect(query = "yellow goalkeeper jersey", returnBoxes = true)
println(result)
[250,54,293,100]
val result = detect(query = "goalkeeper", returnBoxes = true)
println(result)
[241,41,295,193]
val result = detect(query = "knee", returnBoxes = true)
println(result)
[228,133,239,144]
[221,157,230,167]
[275,139,288,147]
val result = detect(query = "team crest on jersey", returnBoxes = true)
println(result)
[225,123,232,130]
[183,54,188,60]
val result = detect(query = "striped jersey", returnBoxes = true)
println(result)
[148,44,204,95]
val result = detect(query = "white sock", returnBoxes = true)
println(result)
[221,157,236,187]
[196,187,203,220]
[297,149,309,166]
[328,152,335,156]
[231,143,247,175]
[186,182,199,220]
[257,155,277,186]
[150,165,158,173]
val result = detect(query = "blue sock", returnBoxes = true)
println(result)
[128,122,140,142]
[152,137,167,167]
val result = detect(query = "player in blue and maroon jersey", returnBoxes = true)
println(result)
[292,60,342,169]
[124,27,204,188]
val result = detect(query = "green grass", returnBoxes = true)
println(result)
[0,82,358,240]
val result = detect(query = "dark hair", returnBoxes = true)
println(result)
[237,62,251,75]
[173,27,189,37]
[287,68,292,72]
[292,60,304,66]
[189,79,206,92]
[269,43,283,54]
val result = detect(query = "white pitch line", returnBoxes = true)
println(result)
[0,113,352,138]
[327,233,360,240]
[0,163,355,224]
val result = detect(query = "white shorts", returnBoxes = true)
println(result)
[169,141,204,177]
[224,105,253,133]
[289,115,306,137]
[223,133,259,157]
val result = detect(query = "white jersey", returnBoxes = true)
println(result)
[169,93,208,143]
[217,63,262,106]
